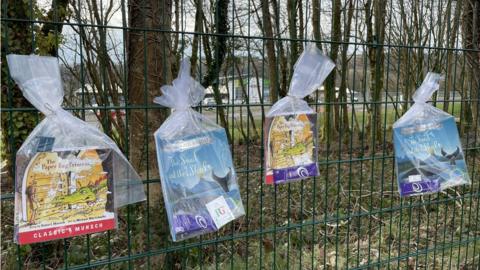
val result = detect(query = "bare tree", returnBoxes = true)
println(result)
[128,0,172,181]
[322,0,341,141]
[337,0,355,139]
[444,0,463,113]
[365,0,386,143]
[271,0,289,96]
[389,0,444,113]
[260,0,279,103]
[232,57,260,139]
[64,0,127,148]
[298,0,305,52]
[190,0,204,76]
[287,0,300,73]
[201,0,232,142]
[312,0,322,50]
[462,0,480,131]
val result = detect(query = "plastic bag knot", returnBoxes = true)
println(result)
[154,58,205,111]
[6,55,64,116]
[287,43,336,98]
[266,44,335,117]
[412,72,443,103]
[43,102,64,116]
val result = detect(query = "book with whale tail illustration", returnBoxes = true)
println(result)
[155,129,244,241]
[393,117,470,196]
[393,72,470,197]
[154,57,244,241]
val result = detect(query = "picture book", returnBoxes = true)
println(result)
[15,148,115,244]
[264,113,319,184]
[155,129,244,241]
[393,117,470,196]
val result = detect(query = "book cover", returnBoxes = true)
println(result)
[155,129,244,241]
[15,148,116,244]
[393,117,470,196]
[264,113,319,184]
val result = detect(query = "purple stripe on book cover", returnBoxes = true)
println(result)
[172,213,217,236]
[272,163,318,183]
[399,178,441,196]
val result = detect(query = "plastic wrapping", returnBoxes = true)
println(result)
[393,72,470,197]
[7,54,146,245]
[154,58,244,241]
[264,44,335,184]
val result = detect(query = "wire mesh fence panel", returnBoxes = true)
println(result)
[1,0,479,269]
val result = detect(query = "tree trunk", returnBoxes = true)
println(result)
[298,0,304,52]
[128,0,172,186]
[462,0,480,134]
[234,58,259,139]
[322,0,341,141]
[261,0,279,103]
[338,0,355,140]
[190,0,203,77]
[312,0,322,50]
[39,0,70,56]
[365,0,386,144]
[271,0,288,97]
[201,0,231,143]
[288,0,299,75]
[173,0,180,72]
[444,0,462,113]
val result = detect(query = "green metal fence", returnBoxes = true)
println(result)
[1,0,480,269]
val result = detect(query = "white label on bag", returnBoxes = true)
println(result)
[408,175,422,182]
[206,196,235,229]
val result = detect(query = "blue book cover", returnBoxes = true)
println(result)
[393,116,470,197]
[155,129,244,241]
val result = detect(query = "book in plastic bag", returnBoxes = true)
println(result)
[393,72,470,197]
[264,44,335,184]
[154,58,244,241]
[7,55,146,244]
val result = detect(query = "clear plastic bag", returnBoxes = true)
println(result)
[7,54,146,245]
[393,72,470,197]
[154,58,244,241]
[264,44,335,184]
